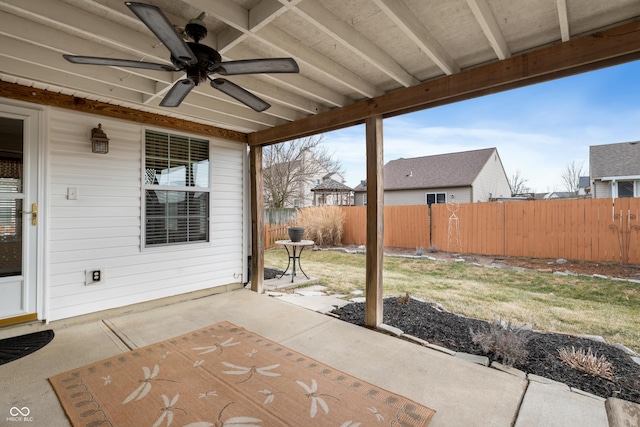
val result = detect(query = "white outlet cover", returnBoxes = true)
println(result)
[85,269,105,285]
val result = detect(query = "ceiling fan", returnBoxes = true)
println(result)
[63,2,299,112]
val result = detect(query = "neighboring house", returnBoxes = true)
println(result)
[0,103,247,323]
[578,176,590,197]
[590,141,640,199]
[311,174,354,206]
[353,180,368,206]
[542,191,574,199]
[353,148,511,206]
[264,150,338,208]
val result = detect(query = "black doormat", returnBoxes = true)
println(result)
[264,267,284,280]
[0,330,55,365]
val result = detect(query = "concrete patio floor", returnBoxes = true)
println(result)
[0,287,611,427]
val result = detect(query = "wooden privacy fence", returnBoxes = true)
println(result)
[265,223,291,249]
[340,205,431,249]
[337,198,640,264]
[266,205,431,250]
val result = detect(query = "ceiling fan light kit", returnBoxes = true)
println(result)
[63,2,299,112]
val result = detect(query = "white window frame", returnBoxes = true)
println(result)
[617,181,635,198]
[142,130,210,249]
[425,192,447,206]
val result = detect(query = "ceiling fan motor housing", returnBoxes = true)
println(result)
[172,42,222,84]
[185,12,207,43]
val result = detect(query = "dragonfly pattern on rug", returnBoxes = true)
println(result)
[153,394,187,427]
[221,362,281,384]
[297,378,340,419]
[122,364,177,404]
[183,402,262,427]
[192,337,240,355]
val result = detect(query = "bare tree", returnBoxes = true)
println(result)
[508,170,531,196]
[560,161,585,195]
[262,135,343,208]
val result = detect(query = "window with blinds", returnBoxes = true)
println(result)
[425,192,446,207]
[144,130,209,247]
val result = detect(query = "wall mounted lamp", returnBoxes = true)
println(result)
[91,123,109,154]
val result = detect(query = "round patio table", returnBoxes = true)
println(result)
[274,240,314,283]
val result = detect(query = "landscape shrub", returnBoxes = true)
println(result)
[470,319,530,366]
[557,346,615,380]
[295,206,345,246]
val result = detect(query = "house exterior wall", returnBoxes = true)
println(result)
[47,109,245,321]
[591,178,640,199]
[471,150,511,201]
[354,192,366,206]
[592,180,611,198]
[383,187,472,206]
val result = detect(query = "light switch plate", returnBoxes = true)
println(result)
[67,187,78,200]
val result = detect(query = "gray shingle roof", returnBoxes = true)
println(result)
[311,178,353,192]
[590,141,640,179]
[384,148,497,190]
[353,180,366,192]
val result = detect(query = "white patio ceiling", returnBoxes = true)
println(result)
[1,0,640,141]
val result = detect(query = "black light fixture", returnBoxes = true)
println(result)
[90,123,109,154]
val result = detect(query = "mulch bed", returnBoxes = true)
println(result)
[332,297,640,404]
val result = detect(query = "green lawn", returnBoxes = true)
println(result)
[265,247,640,352]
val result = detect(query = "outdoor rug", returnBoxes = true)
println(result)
[0,329,54,365]
[50,321,435,426]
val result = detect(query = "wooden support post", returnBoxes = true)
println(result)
[365,116,384,327]
[250,145,264,293]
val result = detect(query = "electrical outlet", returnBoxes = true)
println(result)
[85,269,105,285]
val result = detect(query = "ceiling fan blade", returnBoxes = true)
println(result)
[217,58,299,76]
[125,2,196,66]
[63,55,178,72]
[210,78,270,112]
[160,79,196,107]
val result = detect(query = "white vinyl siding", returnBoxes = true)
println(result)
[592,180,611,198]
[47,109,245,321]
[470,150,511,201]
[384,188,471,205]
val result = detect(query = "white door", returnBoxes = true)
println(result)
[0,107,40,324]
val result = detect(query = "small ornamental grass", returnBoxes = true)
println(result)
[557,346,616,381]
[470,319,531,367]
[295,206,345,246]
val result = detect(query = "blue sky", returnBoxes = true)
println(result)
[321,60,640,193]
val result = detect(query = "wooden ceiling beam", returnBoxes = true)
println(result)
[373,0,460,75]
[466,0,511,60]
[248,19,640,146]
[0,81,247,143]
[556,0,571,42]
[293,1,419,87]
[1,0,169,64]
[211,0,372,101]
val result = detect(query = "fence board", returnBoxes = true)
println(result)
[340,207,366,244]
[384,205,431,249]
[338,199,640,264]
[265,223,290,249]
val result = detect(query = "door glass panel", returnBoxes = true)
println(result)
[0,117,24,278]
